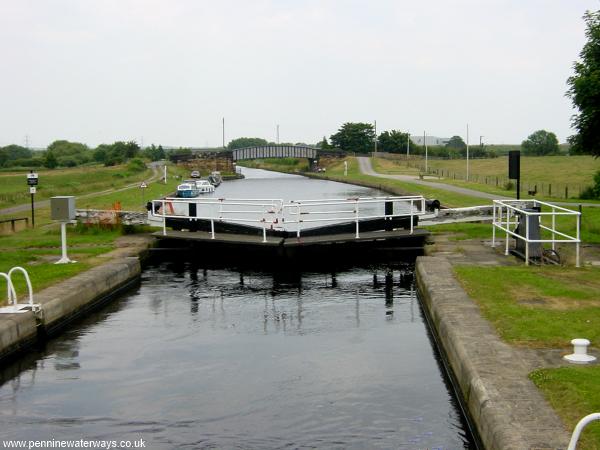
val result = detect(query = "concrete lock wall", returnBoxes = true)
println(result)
[416,256,569,450]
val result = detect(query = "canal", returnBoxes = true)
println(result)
[0,168,475,449]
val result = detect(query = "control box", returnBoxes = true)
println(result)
[51,196,76,221]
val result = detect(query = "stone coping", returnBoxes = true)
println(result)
[416,256,569,450]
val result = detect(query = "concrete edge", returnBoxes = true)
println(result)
[416,255,570,450]
[0,237,152,364]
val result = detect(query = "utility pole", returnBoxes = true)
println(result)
[424,131,428,173]
[466,123,470,182]
[374,120,377,153]
[24,135,30,149]
[406,131,410,158]
[222,117,225,148]
[276,124,280,144]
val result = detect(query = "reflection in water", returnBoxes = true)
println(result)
[0,262,474,449]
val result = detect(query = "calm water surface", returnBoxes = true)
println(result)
[0,169,475,449]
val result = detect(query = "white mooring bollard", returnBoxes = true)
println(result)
[564,338,596,364]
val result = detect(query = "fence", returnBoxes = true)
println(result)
[372,153,587,199]
[0,217,29,234]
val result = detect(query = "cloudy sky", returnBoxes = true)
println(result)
[0,0,597,148]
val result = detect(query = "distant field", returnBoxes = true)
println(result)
[0,164,153,208]
[378,155,600,199]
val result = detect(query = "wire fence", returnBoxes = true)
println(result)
[373,153,587,199]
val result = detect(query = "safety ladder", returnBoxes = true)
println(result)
[0,267,42,317]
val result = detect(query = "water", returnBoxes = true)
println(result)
[0,169,475,449]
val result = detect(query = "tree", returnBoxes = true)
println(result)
[445,136,467,151]
[330,122,375,153]
[44,150,58,169]
[227,137,268,150]
[0,144,32,167]
[521,130,560,156]
[567,10,600,157]
[316,136,332,149]
[47,140,91,166]
[377,130,416,153]
[143,144,166,161]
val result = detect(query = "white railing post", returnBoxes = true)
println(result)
[410,199,414,234]
[525,212,530,265]
[552,206,556,252]
[296,204,301,238]
[505,205,510,256]
[262,222,267,243]
[576,213,581,268]
[211,219,215,239]
[568,413,600,450]
[162,200,167,236]
[492,202,496,247]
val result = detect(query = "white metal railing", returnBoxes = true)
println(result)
[0,266,41,315]
[568,413,600,450]
[491,199,581,267]
[150,196,426,242]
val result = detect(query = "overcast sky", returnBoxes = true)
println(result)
[0,0,597,148]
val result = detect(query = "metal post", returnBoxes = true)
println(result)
[211,219,215,239]
[525,213,530,265]
[505,206,510,256]
[30,193,35,228]
[466,123,469,181]
[163,165,167,184]
[408,199,414,234]
[262,224,267,243]
[355,201,360,239]
[492,203,496,247]
[162,200,167,236]
[296,204,301,239]
[576,212,581,268]
[551,207,556,252]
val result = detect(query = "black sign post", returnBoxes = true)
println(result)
[508,151,521,200]
[27,171,38,227]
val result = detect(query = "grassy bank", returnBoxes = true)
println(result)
[0,163,190,305]
[0,164,154,209]
[373,155,600,200]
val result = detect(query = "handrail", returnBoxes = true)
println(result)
[492,199,581,267]
[0,272,17,307]
[8,267,34,306]
[568,413,600,450]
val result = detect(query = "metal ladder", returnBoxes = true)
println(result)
[0,267,42,317]
[568,413,600,450]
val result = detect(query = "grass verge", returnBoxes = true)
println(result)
[530,367,600,450]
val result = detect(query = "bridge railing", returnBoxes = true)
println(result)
[284,196,425,238]
[149,195,426,242]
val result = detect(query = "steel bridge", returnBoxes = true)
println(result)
[231,145,319,161]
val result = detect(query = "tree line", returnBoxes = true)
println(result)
[0,140,168,169]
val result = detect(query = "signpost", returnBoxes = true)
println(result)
[508,150,521,199]
[140,182,147,207]
[26,171,38,227]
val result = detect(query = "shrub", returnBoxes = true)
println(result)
[503,181,515,191]
[127,158,146,172]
